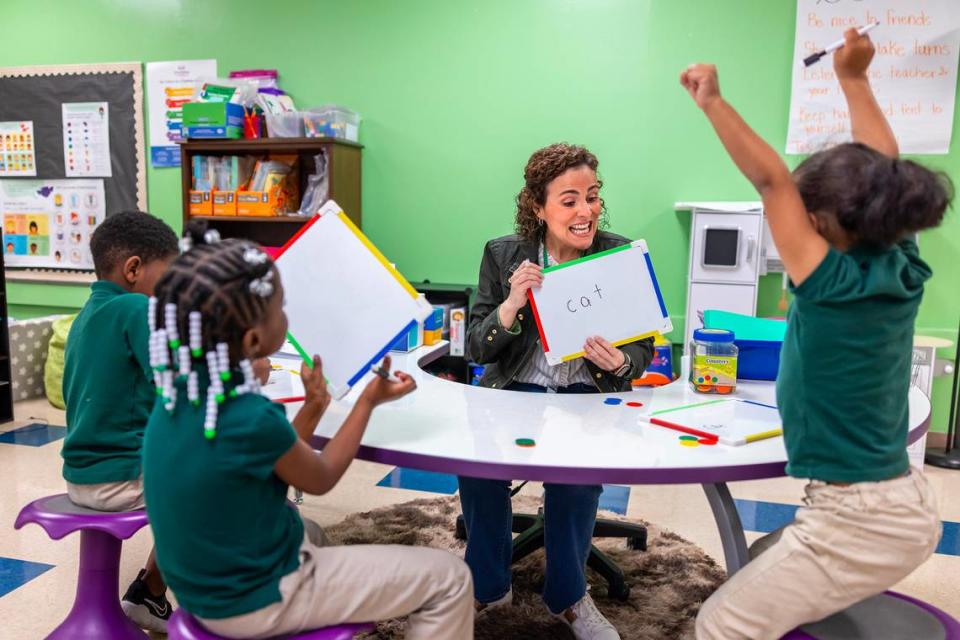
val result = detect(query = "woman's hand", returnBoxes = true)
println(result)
[301,355,332,415]
[499,260,543,327]
[583,336,626,372]
[359,355,417,408]
[680,64,721,110]
[834,28,875,80]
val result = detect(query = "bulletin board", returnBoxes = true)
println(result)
[0,62,146,271]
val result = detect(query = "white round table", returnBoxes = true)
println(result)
[279,343,932,575]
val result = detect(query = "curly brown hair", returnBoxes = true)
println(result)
[515,143,608,241]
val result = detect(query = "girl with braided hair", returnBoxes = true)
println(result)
[142,223,474,639]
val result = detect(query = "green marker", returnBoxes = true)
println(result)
[204,428,216,440]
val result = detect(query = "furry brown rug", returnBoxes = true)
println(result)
[323,495,724,640]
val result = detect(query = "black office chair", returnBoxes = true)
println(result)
[455,481,646,601]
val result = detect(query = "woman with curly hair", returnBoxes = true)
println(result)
[459,143,655,640]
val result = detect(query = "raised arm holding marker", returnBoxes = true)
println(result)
[803,21,879,67]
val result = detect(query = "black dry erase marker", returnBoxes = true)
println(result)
[803,21,879,67]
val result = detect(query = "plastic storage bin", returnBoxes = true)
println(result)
[702,310,786,381]
[266,111,304,138]
[302,106,360,141]
[734,339,782,381]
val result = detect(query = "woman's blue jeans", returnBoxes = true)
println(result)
[457,381,602,614]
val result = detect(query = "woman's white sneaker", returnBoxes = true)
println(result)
[553,593,620,640]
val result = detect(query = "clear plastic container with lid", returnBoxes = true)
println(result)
[690,328,738,394]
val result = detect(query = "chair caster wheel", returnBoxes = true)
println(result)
[627,533,647,551]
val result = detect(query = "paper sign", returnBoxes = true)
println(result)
[527,240,672,366]
[275,200,433,399]
[1,179,105,269]
[145,60,217,168]
[0,121,36,177]
[62,102,112,177]
[787,0,960,155]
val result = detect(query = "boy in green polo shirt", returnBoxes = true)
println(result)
[680,31,951,639]
[62,210,179,633]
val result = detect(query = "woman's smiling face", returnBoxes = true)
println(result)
[535,165,602,255]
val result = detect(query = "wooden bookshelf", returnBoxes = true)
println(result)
[180,137,362,248]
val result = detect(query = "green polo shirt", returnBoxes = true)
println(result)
[143,383,303,619]
[62,281,154,484]
[777,238,931,483]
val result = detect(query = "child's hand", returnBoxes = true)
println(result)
[252,357,271,386]
[834,28,875,80]
[359,355,417,407]
[680,64,721,109]
[301,355,331,415]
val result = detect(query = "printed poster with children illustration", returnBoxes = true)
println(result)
[0,179,105,269]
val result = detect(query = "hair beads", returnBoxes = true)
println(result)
[165,303,180,349]
[148,296,262,437]
[189,312,203,358]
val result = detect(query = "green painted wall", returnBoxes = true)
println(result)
[5,0,958,431]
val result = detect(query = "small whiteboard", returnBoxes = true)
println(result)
[647,399,783,446]
[528,240,671,365]
[275,200,433,399]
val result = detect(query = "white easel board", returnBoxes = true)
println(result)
[645,398,783,446]
[275,200,433,399]
[527,240,671,365]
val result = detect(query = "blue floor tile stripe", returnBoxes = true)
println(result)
[599,484,630,516]
[734,498,960,557]
[0,557,55,598]
[0,423,67,447]
[377,467,460,495]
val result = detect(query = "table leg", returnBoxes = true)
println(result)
[701,482,749,577]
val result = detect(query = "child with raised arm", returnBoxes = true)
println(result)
[680,29,951,640]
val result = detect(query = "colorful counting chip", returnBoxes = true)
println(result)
[515,438,536,448]
[604,398,623,405]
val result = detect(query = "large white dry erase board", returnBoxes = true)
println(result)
[527,240,671,365]
[275,200,433,399]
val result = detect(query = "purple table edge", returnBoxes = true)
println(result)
[308,344,933,577]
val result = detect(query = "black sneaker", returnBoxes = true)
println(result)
[121,569,172,633]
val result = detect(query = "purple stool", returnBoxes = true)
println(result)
[169,610,374,640]
[14,494,150,639]
[781,591,960,639]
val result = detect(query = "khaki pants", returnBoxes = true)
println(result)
[200,524,474,640]
[696,470,941,640]
[67,477,146,511]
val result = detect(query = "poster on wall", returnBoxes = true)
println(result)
[0,121,36,177]
[62,102,113,177]
[0,179,105,270]
[787,0,960,155]
[145,59,217,168]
